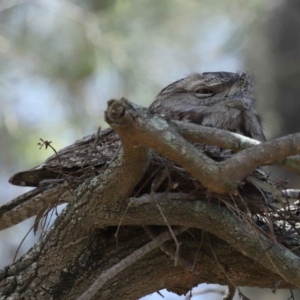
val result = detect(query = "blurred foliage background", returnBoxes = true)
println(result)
[0,0,300,299]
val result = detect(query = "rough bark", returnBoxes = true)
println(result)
[1,99,300,300]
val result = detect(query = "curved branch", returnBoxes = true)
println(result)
[1,98,300,299]
[90,198,300,289]
[0,99,151,299]
[2,100,300,230]
[174,121,260,151]
[106,98,300,194]
[78,226,189,300]
[175,121,300,175]
[223,133,300,184]
[106,98,227,193]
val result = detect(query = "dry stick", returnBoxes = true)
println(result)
[114,166,164,247]
[149,170,182,266]
[288,289,295,300]
[114,205,130,250]
[151,168,169,192]
[12,187,70,261]
[42,199,62,235]
[41,206,52,234]
[229,193,245,218]
[247,176,280,239]
[142,225,196,274]
[185,231,205,299]
[237,289,251,300]
[173,120,300,175]
[206,235,236,289]
[238,192,278,244]
[115,165,162,229]
[191,231,204,271]
[77,226,189,300]
[239,204,287,283]
[114,166,167,252]
[38,139,74,196]
[223,193,274,292]
[223,284,236,300]
[156,291,164,298]
[13,198,61,262]
[262,206,277,244]
[154,202,181,266]
[216,194,243,222]
[81,126,101,167]
[207,237,240,299]
[127,192,197,207]
[243,182,285,245]
[13,223,35,262]
[185,288,226,300]
[108,143,121,166]
[271,280,282,293]
[281,189,300,200]
[113,99,300,194]
[34,186,69,235]
[232,214,284,289]
[114,160,164,247]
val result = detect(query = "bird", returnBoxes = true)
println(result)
[1,71,265,230]
[150,72,265,142]
[10,71,265,188]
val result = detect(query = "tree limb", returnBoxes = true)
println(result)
[174,121,300,175]
[77,226,189,300]
[105,98,300,194]
[1,98,300,299]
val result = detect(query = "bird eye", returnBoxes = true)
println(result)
[195,88,214,97]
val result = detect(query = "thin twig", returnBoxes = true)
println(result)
[142,226,194,273]
[223,284,236,300]
[151,168,168,192]
[237,288,251,300]
[127,193,197,207]
[38,139,74,196]
[81,126,101,167]
[281,189,300,201]
[77,226,189,300]
[13,223,35,263]
[114,205,130,250]
[207,235,236,288]
[154,200,181,266]
[185,288,226,300]
[108,142,121,166]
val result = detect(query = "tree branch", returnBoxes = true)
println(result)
[174,121,300,175]
[86,198,300,289]
[105,98,300,194]
[2,99,300,229]
[1,98,300,299]
[77,226,189,300]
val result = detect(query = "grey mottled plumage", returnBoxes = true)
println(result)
[9,72,265,188]
[0,71,266,230]
[150,72,265,142]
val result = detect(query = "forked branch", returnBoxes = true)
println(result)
[106,98,300,194]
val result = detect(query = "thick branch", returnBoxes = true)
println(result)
[78,226,188,300]
[105,99,300,194]
[222,133,300,183]
[173,121,260,151]
[2,101,300,230]
[86,197,300,289]
[0,99,151,299]
[1,98,300,299]
[174,121,300,175]
[105,98,230,193]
